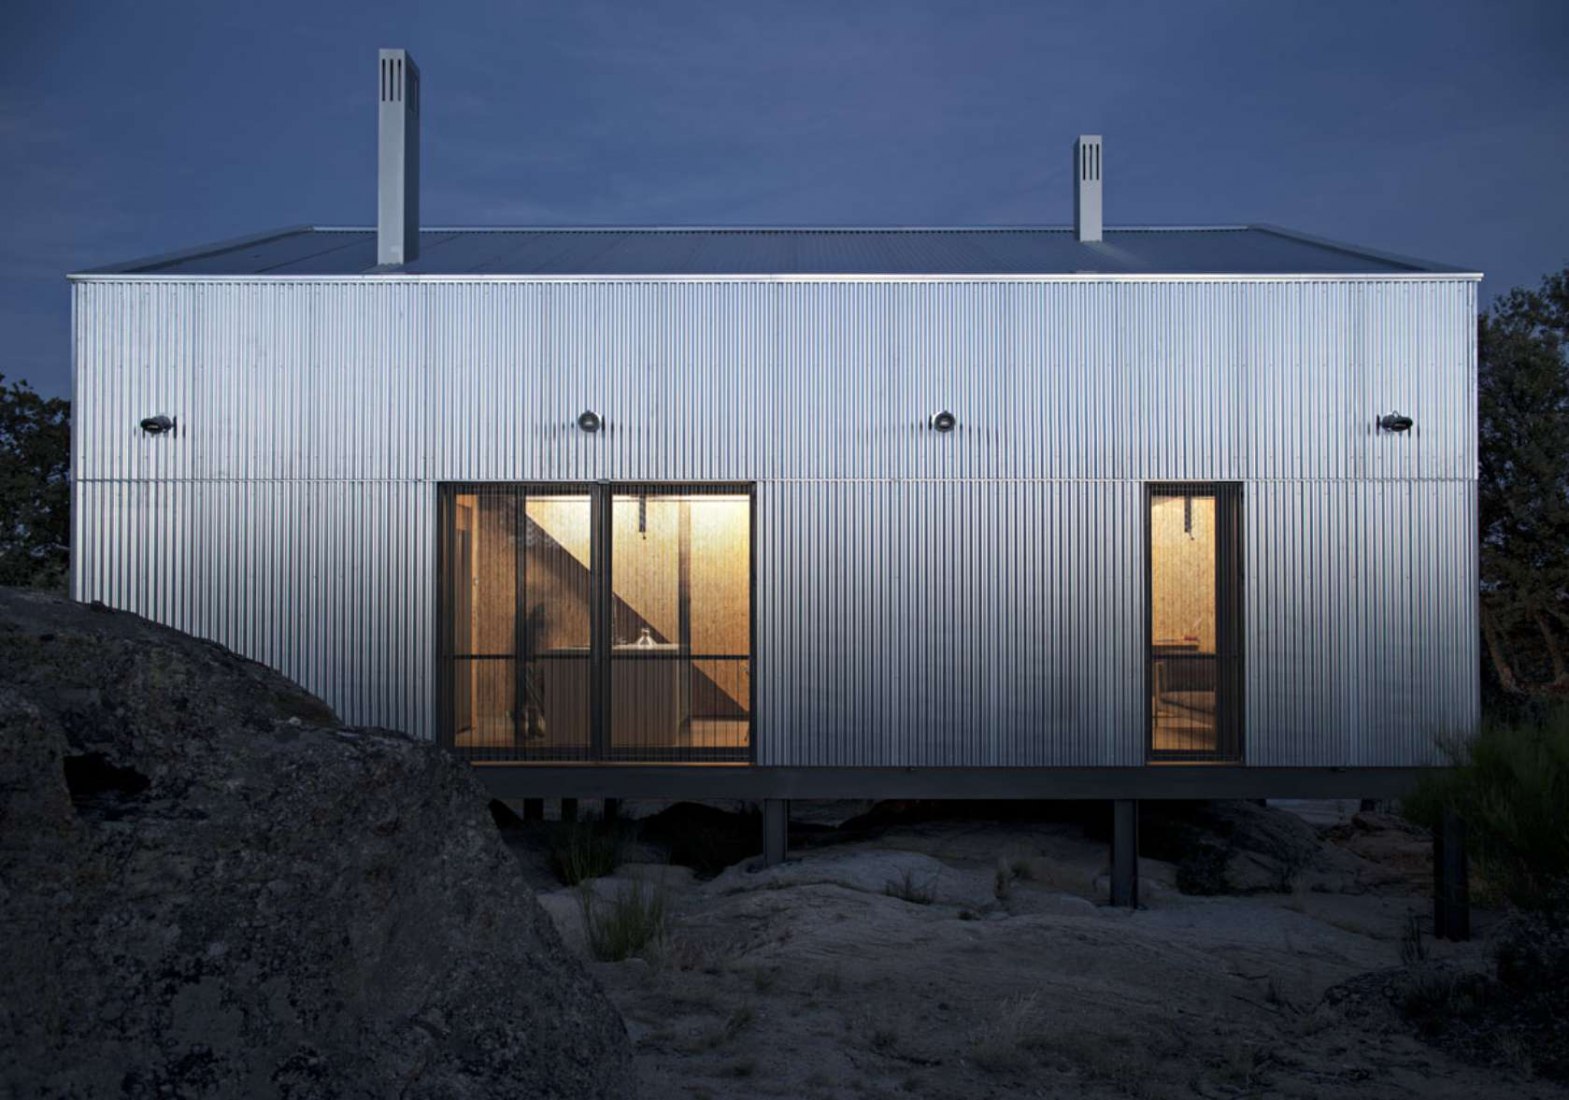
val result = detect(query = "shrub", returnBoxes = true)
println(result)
[549,820,629,886]
[1494,897,1569,992]
[581,879,666,961]
[1405,707,1569,914]
[1399,969,1491,1036]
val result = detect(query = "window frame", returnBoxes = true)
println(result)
[436,481,757,765]
[1144,482,1245,764]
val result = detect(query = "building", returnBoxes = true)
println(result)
[69,51,1480,905]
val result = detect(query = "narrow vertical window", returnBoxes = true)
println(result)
[1147,484,1242,761]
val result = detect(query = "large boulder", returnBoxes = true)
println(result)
[1140,800,1327,895]
[0,589,635,1098]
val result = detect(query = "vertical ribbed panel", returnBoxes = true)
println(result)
[72,275,1478,763]
[74,479,433,737]
[758,480,1144,766]
[1246,480,1479,765]
[73,281,427,482]
[76,278,1477,485]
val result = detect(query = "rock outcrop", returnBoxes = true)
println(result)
[1140,799,1327,894]
[0,589,635,1098]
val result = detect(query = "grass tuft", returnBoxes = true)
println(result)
[549,819,631,886]
[994,860,1014,901]
[884,867,937,905]
[1399,912,1428,966]
[581,878,667,961]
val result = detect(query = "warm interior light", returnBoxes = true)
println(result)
[446,490,752,760]
[1151,495,1216,651]
[1150,493,1220,756]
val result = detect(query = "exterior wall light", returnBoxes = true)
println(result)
[577,410,602,433]
[139,415,175,436]
[1377,412,1414,434]
[929,410,957,433]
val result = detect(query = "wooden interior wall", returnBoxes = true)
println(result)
[1150,494,1217,651]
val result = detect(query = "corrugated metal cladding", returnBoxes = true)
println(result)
[72,275,1479,766]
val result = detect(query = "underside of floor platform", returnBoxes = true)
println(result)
[471,765,1431,802]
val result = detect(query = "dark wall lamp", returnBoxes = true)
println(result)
[929,410,957,433]
[139,415,175,436]
[577,410,602,433]
[1377,411,1414,434]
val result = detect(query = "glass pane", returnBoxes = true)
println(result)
[452,658,520,754]
[450,492,518,656]
[1150,493,1218,754]
[520,495,593,758]
[610,493,750,757]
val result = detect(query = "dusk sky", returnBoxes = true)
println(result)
[3,0,1566,398]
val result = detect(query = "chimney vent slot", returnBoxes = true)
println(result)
[1073,135,1103,243]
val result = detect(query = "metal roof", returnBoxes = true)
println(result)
[76,224,1473,278]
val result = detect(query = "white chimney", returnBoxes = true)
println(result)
[1074,134,1102,243]
[377,48,420,266]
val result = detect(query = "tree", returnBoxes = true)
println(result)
[1477,268,1569,698]
[0,375,70,589]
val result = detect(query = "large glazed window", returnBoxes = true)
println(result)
[439,484,753,763]
[1147,484,1242,761]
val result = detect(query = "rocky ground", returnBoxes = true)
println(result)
[5,586,1559,1098]
[0,589,634,1099]
[507,802,1566,1100]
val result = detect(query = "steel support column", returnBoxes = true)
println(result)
[1434,806,1470,942]
[1111,799,1139,908]
[762,799,788,867]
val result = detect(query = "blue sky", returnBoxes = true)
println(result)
[3,0,1566,397]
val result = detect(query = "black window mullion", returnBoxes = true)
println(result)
[1220,484,1245,761]
[591,483,611,761]
[1214,487,1229,759]
[437,486,452,750]
[514,487,526,747]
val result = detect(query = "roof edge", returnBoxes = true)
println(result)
[69,271,1487,285]
[70,225,317,277]
[67,223,1482,280]
[308,223,1253,234]
[1249,223,1477,276]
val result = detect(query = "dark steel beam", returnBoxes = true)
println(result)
[471,765,1433,802]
